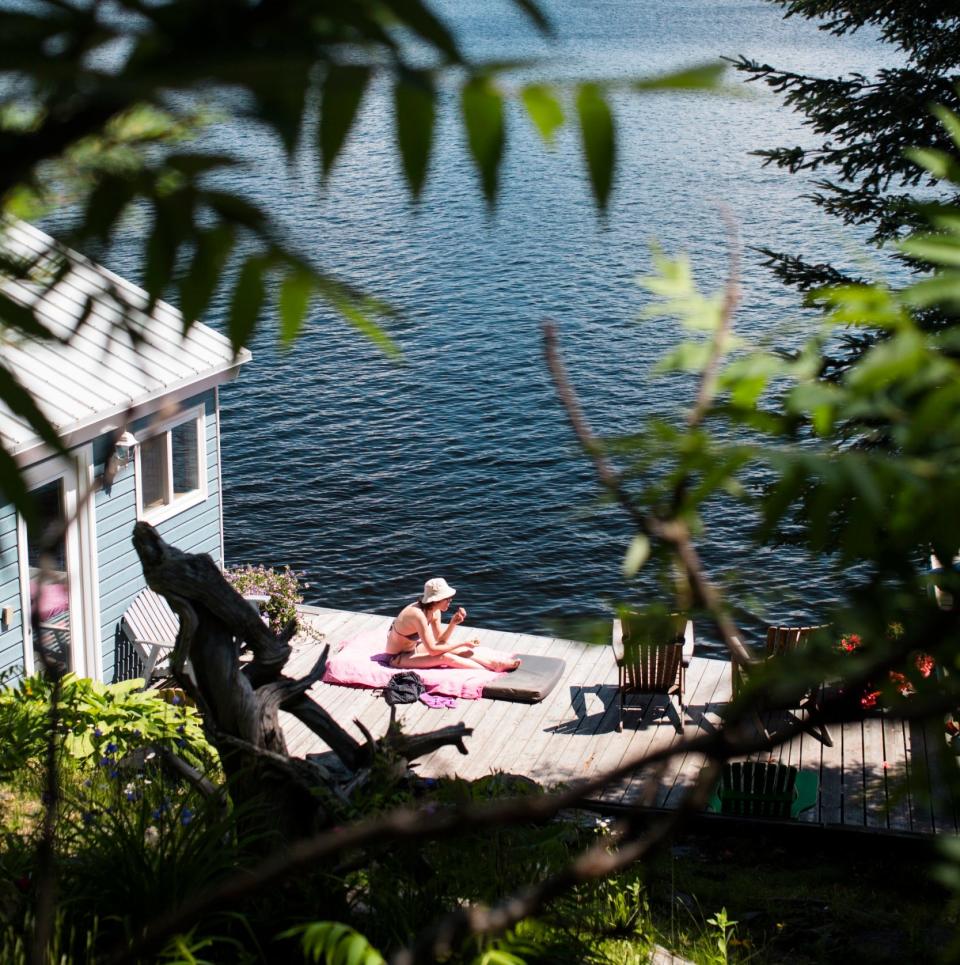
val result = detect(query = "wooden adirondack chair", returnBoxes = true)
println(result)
[121,588,180,680]
[731,625,833,747]
[122,586,272,680]
[706,761,819,820]
[611,612,694,733]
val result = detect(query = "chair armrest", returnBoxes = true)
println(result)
[243,593,271,618]
[682,619,694,667]
[611,618,625,665]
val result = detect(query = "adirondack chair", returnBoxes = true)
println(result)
[930,550,960,611]
[122,587,272,680]
[121,588,180,680]
[611,612,694,733]
[706,761,819,820]
[731,625,833,747]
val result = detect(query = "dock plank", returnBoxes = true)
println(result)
[882,715,913,832]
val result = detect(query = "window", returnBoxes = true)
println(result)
[136,407,207,523]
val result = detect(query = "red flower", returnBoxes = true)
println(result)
[889,671,914,697]
[838,633,862,653]
[860,689,881,709]
[916,653,935,678]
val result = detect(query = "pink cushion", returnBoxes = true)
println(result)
[321,633,509,700]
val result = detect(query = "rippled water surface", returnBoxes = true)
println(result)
[116,2,901,649]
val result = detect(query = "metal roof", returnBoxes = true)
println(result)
[0,220,251,465]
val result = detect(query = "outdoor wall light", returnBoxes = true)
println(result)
[113,430,139,470]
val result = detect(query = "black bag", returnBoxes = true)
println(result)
[384,671,425,705]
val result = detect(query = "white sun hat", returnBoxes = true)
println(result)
[422,577,456,604]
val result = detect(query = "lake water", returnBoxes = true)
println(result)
[107,1,901,650]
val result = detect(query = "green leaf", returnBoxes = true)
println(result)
[0,290,57,341]
[902,272,960,310]
[633,61,726,92]
[0,442,35,526]
[227,255,268,354]
[82,174,137,243]
[313,276,399,359]
[507,0,553,35]
[622,533,650,577]
[521,84,564,146]
[381,0,461,63]
[279,921,384,965]
[903,147,960,184]
[165,153,238,177]
[143,208,179,300]
[179,225,235,329]
[394,70,435,199]
[576,83,615,209]
[279,270,314,345]
[462,76,505,205]
[320,64,372,180]
[933,104,960,154]
[252,60,311,155]
[0,361,68,459]
[899,234,960,268]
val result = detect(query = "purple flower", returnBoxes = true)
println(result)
[105,741,118,754]
[93,727,103,738]
[171,694,182,705]
[180,808,194,826]
[82,811,95,826]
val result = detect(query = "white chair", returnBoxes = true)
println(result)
[122,587,271,679]
[121,588,180,680]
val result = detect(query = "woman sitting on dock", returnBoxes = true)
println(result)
[387,578,520,672]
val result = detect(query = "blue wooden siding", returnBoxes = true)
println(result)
[96,389,223,682]
[0,502,24,679]
[0,388,225,685]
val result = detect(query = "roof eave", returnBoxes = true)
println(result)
[11,351,251,468]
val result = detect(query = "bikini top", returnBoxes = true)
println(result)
[390,621,420,642]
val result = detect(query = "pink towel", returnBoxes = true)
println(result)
[321,632,510,700]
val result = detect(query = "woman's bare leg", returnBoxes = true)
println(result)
[391,651,490,672]
[471,652,521,671]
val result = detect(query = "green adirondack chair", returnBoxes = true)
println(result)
[706,761,819,820]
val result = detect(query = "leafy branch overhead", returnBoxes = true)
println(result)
[0,0,727,518]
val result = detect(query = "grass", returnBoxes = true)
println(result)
[641,824,958,963]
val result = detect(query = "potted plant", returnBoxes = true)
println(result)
[224,564,304,635]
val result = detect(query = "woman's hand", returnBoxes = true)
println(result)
[451,606,467,626]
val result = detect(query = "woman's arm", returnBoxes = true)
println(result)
[418,607,468,654]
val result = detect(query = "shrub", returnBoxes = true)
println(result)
[225,563,304,634]
[0,674,214,777]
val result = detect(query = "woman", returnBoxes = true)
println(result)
[386,577,520,671]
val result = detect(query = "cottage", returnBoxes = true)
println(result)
[0,220,250,682]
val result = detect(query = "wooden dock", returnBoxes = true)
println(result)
[281,606,959,836]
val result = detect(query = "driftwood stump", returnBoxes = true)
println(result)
[132,522,472,844]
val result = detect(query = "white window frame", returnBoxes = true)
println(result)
[17,448,99,679]
[135,404,208,526]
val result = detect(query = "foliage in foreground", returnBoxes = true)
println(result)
[0,0,727,525]
[0,672,213,777]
